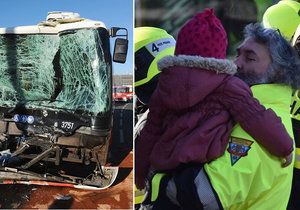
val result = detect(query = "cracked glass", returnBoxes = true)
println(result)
[0,28,111,114]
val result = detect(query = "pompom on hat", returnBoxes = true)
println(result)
[175,8,228,59]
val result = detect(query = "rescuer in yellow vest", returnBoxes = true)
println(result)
[289,25,300,210]
[263,0,300,42]
[134,27,176,208]
[262,1,300,209]
[147,24,300,210]
[134,27,176,121]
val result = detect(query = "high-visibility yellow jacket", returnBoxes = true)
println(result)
[290,90,300,169]
[205,84,294,210]
[291,90,300,121]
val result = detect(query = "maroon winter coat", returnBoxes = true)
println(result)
[135,55,294,189]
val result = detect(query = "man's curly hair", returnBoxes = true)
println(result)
[244,23,300,89]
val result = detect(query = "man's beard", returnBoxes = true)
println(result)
[235,65,276,86]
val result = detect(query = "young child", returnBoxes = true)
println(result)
[135,8,294,190]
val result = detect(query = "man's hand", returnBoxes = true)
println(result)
[282,152,293,167]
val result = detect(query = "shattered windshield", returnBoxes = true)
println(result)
[0,28,112,114]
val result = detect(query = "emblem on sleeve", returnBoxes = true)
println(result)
[227,137,253,166]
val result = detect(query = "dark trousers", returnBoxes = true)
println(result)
[152,175,181,210]
[148,163,222,210]
[173,164,205,210]
[152,163,205,210]
[288,168,300,210]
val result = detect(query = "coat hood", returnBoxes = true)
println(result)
[155,55,237,110]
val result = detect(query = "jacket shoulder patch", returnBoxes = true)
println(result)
[227,137,253,166]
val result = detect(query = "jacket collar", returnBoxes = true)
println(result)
[157,55,237,75]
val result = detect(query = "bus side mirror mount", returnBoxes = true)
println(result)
[110,27,128,64]
[113,38,128,63]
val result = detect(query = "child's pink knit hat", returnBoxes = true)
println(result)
[175,8,227,59]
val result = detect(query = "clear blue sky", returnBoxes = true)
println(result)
[0,0,133,75]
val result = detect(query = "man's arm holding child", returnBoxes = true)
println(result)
[221,77,293,167]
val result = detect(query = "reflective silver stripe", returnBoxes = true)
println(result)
[194,169,220,210]
[166,170,220,209]
[296,154,300,162]
[166,178,180,206]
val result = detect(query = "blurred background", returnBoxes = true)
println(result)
[135,0,279,56]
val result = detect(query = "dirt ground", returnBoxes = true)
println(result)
[0,151,133,209]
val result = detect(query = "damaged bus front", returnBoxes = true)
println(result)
[0,11,128,189]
